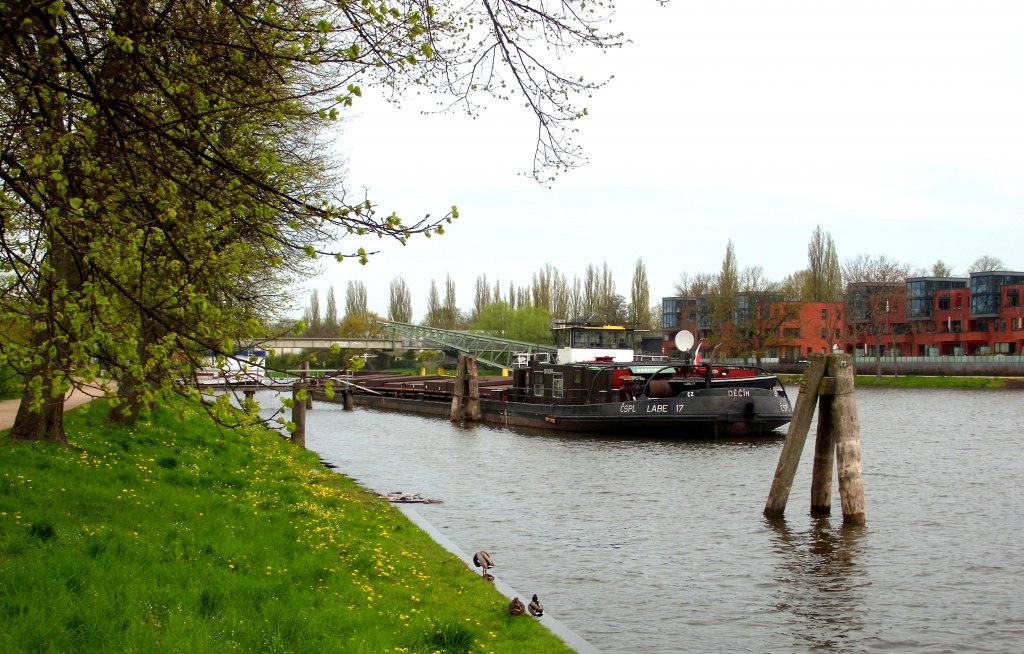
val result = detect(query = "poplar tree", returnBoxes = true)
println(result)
[425,281,442,327]
[471,274,492,323]
[711,240,740,343]
[388,277,413,323]
[324,287,339,338]
[441,274,459,329]
[304,291,323,338]
[629,258,653,328]
[344,281,369,319]
[804,226,842,302]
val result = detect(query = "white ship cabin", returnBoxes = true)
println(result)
[196,348,267,384]
[552,323,637,364]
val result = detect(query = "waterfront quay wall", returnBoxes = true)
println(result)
[733,355,1024,377]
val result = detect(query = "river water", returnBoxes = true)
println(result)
[259,387,1024,653]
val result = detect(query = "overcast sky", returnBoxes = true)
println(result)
[301,0,1023,322]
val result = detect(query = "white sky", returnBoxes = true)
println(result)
[302,0,1024,322]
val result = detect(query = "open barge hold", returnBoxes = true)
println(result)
[316,324,794,438]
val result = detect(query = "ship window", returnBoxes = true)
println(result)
[552,374,564,399]
[534,381,544,397]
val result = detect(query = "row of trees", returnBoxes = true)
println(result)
[1,0,626,443]
[297,222,1010,357]
[295,259,660,344]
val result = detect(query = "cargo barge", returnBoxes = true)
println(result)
[318,324,793,438]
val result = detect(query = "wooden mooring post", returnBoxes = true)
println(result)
[300,360,313,409]
[764,352,865,524]
[450,355,481,423]
[291,381,307,449]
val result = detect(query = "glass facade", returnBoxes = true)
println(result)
[970,273,1024,316]
[905,277,967,319]
[661,297,683,329]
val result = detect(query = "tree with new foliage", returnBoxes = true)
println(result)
[471,274,492,323]
[471,303,553,344]
[629,258,654,329]
[1,0,625,443]
[931,260,955,277]
[424,280,442,327]
[344,281,369,320]
[441,274,459,329]
[709,240,740,350]
[803,226,842,302]
[324,287,339,338]
[388,277,413,324]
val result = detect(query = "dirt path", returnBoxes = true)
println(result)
[0,385,104,431]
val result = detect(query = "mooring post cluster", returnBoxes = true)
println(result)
[450,355,482,423]
[765,352,865,524]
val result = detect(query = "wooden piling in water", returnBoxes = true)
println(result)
[764,352,865,524]
[300,360,313,409]
[291,382,306,449]
[764,355,827,517]
[809,392,835,515]
[832,356,865,524]
[450,355,481,423]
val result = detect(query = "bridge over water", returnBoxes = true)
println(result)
[376,321,558,370]
[255,323,557,370]
[255,336,399,355]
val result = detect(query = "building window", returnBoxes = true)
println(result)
[820,308,827,320]
[938,294,950,311]
[783,327,800,338]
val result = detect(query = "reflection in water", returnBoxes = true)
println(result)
[766,515,868,651]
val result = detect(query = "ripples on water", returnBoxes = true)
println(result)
[260,387,1024,653]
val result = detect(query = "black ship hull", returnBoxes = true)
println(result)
[327,384,792,438]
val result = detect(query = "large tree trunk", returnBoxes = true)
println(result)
[8,240,80,445]
[9,388,67,445]
[105,312,167,426]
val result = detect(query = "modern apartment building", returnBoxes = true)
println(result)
[661,271,1024,359]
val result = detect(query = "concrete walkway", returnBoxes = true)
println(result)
[0,386,103,431]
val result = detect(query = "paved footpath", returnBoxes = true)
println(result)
[0,387,101,431]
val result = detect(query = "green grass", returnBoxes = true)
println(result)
[0,399,573,654]
[779,373,1016,389]
[851,375,1012,389]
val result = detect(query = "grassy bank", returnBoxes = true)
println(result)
[779,373,1019,389]
[0,400,572,653]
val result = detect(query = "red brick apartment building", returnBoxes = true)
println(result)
[661,271,1024,360]
[856,272,1024,357]
[660,295,842,360]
